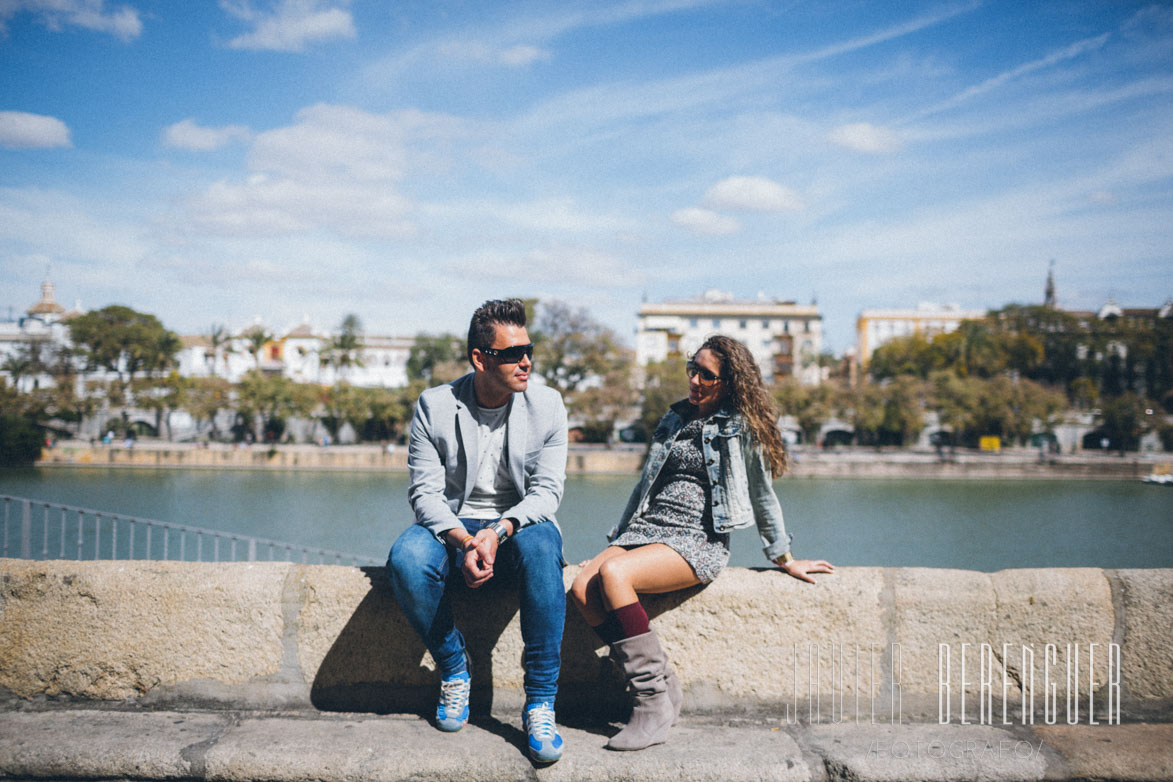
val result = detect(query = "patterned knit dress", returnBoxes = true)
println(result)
[611,416,731,583]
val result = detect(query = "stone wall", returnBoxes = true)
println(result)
[1,560,1170,722]
[38,443,1167,478]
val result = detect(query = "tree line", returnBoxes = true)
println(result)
[0,300,640,453]
[2,299,1170,464]
[861,304,1172,450]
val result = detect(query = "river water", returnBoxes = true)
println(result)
[0,468,1168,570]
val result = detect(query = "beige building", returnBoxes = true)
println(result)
[856,303,987,366]
[636,290,823,384]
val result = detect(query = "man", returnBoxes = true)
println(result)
[387,299,568,764]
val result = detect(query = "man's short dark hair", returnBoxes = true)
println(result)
[467,299,527,364]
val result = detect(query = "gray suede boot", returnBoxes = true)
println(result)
[609,646,682,725]
[606,629,676,751]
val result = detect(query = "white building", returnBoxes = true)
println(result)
[175,319,412,388]
[636,290,823,385]
[0,280,79,393]
[856,303,987,366]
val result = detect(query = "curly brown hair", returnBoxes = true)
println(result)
[698,335,789,477]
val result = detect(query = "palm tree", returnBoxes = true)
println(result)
[205,323,233,378]
[2,352,34,392]
[243,327,273,370]
[322,314,364,384]
[1,338,49,392]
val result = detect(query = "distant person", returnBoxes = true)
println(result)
[386,299,569,764]
[570,335,833,751]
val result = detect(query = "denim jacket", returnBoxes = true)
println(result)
[609,399,793,563]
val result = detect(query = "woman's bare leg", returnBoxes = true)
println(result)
[596,544,700,612]
[570,546,630,626]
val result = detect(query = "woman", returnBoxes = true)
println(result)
[570,335,833,751]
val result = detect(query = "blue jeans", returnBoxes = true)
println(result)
[387,520,566,705]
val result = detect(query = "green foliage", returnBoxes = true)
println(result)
[406,333,464,384]
[636,358,688,444]
[241,326,273,369]
[0,414,43,466]
[928,372,1067,447]
[235,371,316,442]
[869,305,1173,409]
[317,383,414,443]
[532,300,629,395]
[1096,393,1158,453]
[186,376,232,439]
[774,378,841,444]
[1157,423,1173,453]
[68,305,180,381]
[843,377,925,446]
[321,314,365,380]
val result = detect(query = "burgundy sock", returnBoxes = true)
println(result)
[590,614,623,644]
[612,601,650,639]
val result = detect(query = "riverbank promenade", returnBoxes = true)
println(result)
[35,438,1173,479]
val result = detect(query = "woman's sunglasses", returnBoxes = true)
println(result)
[686,360,721,384]
[480,343,535,364]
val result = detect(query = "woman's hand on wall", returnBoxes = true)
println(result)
[778,558,835,583]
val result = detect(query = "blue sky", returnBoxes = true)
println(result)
[1,0,1170,353]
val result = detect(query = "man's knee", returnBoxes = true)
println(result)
[511,521,562,562]
[388,525,444,584]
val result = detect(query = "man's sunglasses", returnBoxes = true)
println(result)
[686,360,722,384]
[480,343,535,364]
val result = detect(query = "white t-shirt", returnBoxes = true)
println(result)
[458,401,521,519]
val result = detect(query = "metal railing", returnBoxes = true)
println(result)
[0,495,382,566]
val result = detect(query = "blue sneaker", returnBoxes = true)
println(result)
[523,701,563,763]
[435,668,470,732]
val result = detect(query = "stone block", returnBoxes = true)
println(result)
[1116,569,1173,700]
[892,568,1000,700]
[641,567,887,707]
[1035,723,1173,781]
[0,559,288,700]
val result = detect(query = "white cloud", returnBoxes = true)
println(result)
[437,40,552,68]
[0,0,142,41]
[498,44,551,67]
[670,207,740,236]
[446,244,644,288]
[179,104,472,239]
[163,119,251,151]
[703,176,803,213]
[920,33,1111,118]
[249,104,408,182]
[220,0,355,52]
[0,186,147,267]
[493,198,636,234]
[0,111,72,149]
[829,122,902,154]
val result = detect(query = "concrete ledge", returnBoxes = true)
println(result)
[1,710,1170,781]
[1,560,1171,722]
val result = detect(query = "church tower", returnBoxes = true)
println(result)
[1044,261,1056,309]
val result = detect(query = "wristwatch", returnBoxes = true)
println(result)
[489,521,510,545]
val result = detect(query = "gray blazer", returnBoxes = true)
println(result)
[406,372,568,542]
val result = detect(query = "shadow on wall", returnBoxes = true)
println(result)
[308,566,705,724]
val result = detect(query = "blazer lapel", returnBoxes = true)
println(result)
[455,378,479,502]
[506,391,527,495]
